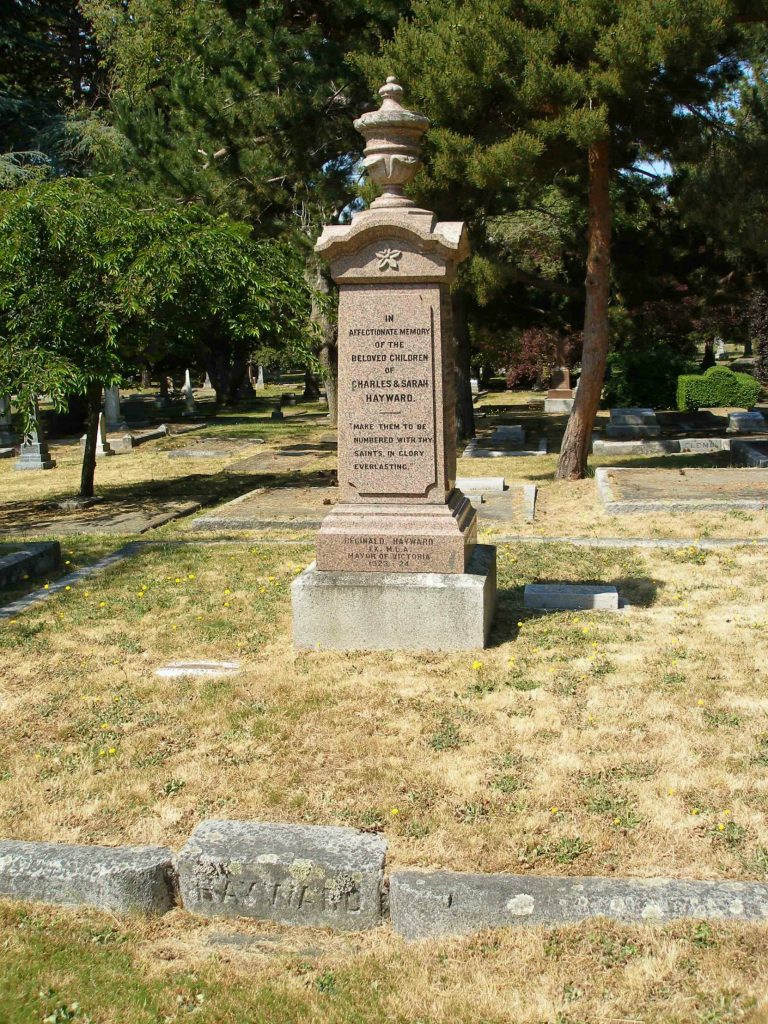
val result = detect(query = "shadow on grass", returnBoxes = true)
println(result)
[0,468,337,535]
[489,574,662,646]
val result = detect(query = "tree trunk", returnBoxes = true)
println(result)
[79,380,103,499]
[303,367,322,400]
[556,140,612,480]
[452,288,476,441]
[306,257,338,425]
[319,341,338,424]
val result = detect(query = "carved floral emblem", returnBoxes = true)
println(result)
[376,248,402,271]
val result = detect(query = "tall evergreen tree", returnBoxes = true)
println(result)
[366,0,766,477]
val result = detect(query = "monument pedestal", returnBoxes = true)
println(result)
[291,77,496,651]
[292,545,496,651]
[316,490,476,574]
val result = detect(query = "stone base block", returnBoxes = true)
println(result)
[389,870,768,939]
[15,446,56,470]
[316,490,476,573]
[605,424,661,439]
[491,425,524,444]
[178,820,386,931]
[292,543,496,651]
[0,839,175,914]
[544,398,574,414]
[727,411,766,434]
[455,476,506,493]
[524,583,619,611]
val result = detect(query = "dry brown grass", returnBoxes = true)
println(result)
[1,538,766,882]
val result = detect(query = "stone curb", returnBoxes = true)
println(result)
[0,543,139,621]
[0,541,61,589]
[3,827,768,939]
[389,871,768,940]
[0,839,176,914]
[595,466,768,514]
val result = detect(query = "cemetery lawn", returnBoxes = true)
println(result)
[1,538,766,884]
[1,902,767,1024]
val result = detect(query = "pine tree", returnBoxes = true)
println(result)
[365,0,766,477]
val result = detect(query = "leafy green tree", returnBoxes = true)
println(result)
[80,0,407,421]
[365,0,766,476]
[0,177,309,496]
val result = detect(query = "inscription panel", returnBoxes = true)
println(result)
[338,284,439,501]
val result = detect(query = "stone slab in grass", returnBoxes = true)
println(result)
[596,466,768,514]
[189,485,332,531]
[591,438,729,456]
[0,839,175,914]
[732,439,768,467]
[292,544,496,651]
[455,476,506,493]
[524,583,618,611]
[155,659,241,679]
[178,820,386,931]
[390,871,768,939]
[0,541,60,588]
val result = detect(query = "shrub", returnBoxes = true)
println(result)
[676,365,761,411]
[604,341,693,410]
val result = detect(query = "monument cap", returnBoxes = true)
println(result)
[354,77,430,209]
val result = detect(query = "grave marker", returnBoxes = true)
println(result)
[291,78,496,649]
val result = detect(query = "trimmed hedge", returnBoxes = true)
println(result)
[676,365,761,412]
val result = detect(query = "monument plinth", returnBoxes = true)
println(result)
[292,78,496,650]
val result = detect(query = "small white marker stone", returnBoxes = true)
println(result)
[155,660,241,679]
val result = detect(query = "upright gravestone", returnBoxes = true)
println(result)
[544,366,575,413]
[104,385,128,432]
[15,401,55,471]
[0,395,16,447]
[291,78,496,651]
[182,369,197,416]
[255,365,265,390]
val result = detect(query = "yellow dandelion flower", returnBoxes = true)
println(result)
[188,574,196,580]
[517,620,523,627]
[223,602,230,608]
[98,749,106,757]
[100,723,110,730]
[108,748,116,755]
[613,817,621,825]
[550,807,558,814]
[691,808,700,815]
[224,588,232,595]
[43,584,50,590]
[697,699,704,706]
[723,809,731,815]
[99,601,106,607]
[717,823,726,831]
[390,808,399,816]
[471,660,482,671]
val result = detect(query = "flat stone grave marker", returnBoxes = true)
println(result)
[524,583,619,611]
[597,466,768,513]
[155,660,241,679]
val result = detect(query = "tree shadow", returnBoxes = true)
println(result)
[487,574,662,647]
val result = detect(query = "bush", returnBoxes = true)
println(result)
[676,365,761,411]
[603,341,693,410]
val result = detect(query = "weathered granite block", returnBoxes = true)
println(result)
[544,398,574,413]
[491,425,524,444]
[178,820,386,930]
[728,410,766,434]
[592,439,679,456]
[0,541,61,588]
[524,583,619,611]
[389,871,768,939]
[292,544,496,651]
[605,424,662,439]
[610,408,656,423]
[0,839,175,913]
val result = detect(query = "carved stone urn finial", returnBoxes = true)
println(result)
[353,76,430,209]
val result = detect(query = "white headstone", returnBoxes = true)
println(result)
[182,369,197,415]
[255,365,265,390]
[104,385,127,431]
